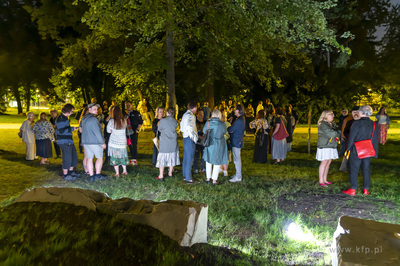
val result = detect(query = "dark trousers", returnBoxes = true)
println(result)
[182,137,195,181]
[53,141,61,157]
[152,145,159,166]
[128,132,139,159]
[59,143,78,170]
[349,152,371,190]
[339,139,347,157]
[104,137,110,164]
[78,133,83,153]
[193,144,205,171]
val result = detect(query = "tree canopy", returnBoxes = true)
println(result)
[1,0,399,119]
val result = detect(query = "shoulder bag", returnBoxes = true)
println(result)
[273,118,289,141]
[200,121,211,147]
[354,122,376,159]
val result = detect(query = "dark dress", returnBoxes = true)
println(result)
[251,118,269,163]
[152,118,161,166]
[103,117,111,164]
[194,119,206,172]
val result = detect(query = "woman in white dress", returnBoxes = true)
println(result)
[19,112,36,161]
[107,106,129,177]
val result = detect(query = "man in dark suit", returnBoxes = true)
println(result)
[343,105,379,196]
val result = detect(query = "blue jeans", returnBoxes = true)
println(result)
[182,137,195,181]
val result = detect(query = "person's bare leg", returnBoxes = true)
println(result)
[319,160,328,183]
[114,165,119,176]
[95,157,103,175]
[159,167,164,178]
[122,165,127,175]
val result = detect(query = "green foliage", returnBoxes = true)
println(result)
[1,117,399,265]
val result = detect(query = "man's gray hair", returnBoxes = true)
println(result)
[27,112,35,119]
[359,105,373,116]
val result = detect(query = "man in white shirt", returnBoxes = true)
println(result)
[180,101,198,184]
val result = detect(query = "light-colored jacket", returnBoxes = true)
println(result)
[180,110,198,142]
[203,118,229,165]
[20,120,35,144]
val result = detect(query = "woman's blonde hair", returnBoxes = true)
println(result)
[211,109,222,120]
[318,110,332,125]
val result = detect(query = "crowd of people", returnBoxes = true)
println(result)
[18,99,390,192]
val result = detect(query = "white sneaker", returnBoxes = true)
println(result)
[229,176,242,182]
[219,168,223,173]
[223,171,228,177]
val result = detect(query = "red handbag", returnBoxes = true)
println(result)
[354,122,376,159]
[273,118,289,141]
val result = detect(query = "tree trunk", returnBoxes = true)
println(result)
[308,106,312,153]
[206,82,215,110]
[13,86,23,114]
[166,0,176,109]
[136,88,143,101]
[81,87,87,104]
[25,85,31,113]
[206,58,215,109]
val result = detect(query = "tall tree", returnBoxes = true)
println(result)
[0,0,59,113]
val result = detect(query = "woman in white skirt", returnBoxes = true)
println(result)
[107,106,129,177]
[155,107,180,180]
[316,110,341,186]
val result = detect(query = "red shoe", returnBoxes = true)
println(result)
[155,176,164,181]
[343,188,356,196]
[363,189,369,195]
[325,181,332,185]
[319,182,328,187]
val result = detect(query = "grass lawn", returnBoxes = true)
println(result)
[0,111,399,265]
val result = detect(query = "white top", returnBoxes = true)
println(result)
[107,119,127,149]
[180,110,198,142]
[20,120,35,144]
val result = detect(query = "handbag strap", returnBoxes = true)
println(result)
[370,122,375,140]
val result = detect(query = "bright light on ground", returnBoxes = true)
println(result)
[287,222,314,242]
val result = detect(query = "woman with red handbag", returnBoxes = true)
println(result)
[316,110,341,187]
[271,107,289,164]
[343,105,379,196]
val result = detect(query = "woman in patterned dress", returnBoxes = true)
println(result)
[32,112,54,165]
[375,107,390,145]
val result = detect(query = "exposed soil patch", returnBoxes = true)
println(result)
[277,192,399,227]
